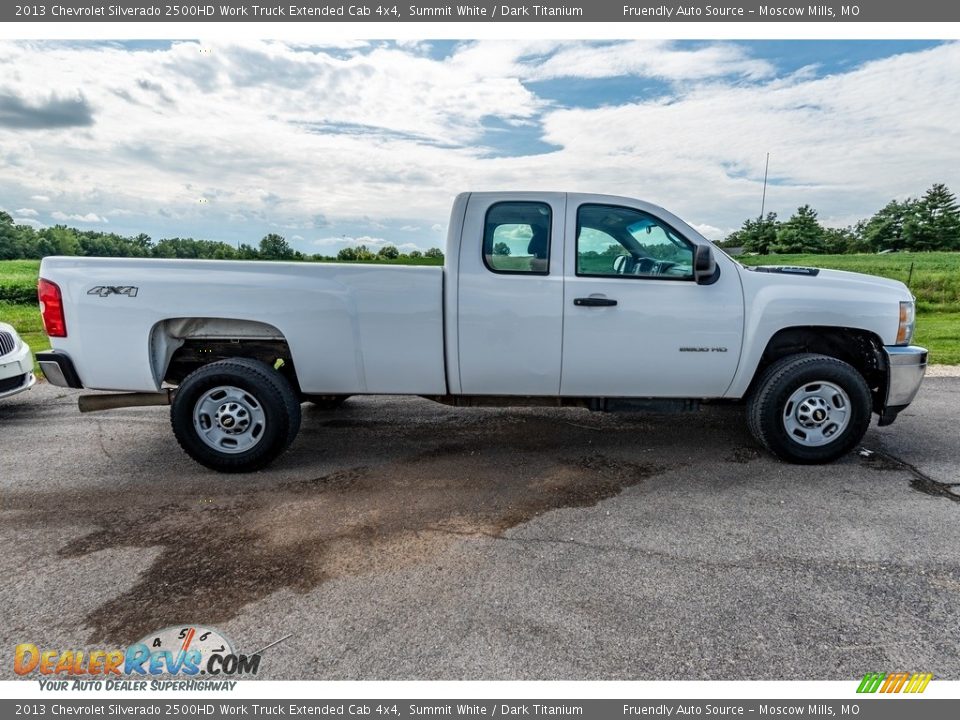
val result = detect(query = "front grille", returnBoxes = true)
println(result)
[0,331,16,357]
[0,372,27,393]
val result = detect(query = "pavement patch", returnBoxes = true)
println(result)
[3,413,667,645]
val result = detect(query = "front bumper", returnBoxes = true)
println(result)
[878,345,927,426]
[0,342,36,399]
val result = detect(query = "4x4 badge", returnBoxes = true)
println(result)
[88,286,139,297]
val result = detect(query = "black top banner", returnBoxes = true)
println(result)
[5,1,960,23]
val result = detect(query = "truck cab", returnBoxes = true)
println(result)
[449,192,741,398]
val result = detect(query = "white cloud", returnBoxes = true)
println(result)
[312,234,387,247]
[51,211,107,223]
[14,207,38,217]
[519,40,775,82]
[691,223,726,241]
[0,40,956,242]
[14,217,43,228]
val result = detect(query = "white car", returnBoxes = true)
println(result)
[0,322,36,399]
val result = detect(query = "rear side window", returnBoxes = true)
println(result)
[483,202,552,275]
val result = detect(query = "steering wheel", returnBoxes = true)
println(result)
[633,257,656,274]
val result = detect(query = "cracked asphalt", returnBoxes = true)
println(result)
[1,379,958,680]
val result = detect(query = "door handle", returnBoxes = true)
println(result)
[574,297,618,307]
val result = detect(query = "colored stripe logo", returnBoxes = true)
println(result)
[857,672,932,694]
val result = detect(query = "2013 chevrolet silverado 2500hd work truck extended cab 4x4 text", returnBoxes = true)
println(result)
[35,192,927,472]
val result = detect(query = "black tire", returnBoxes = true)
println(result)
[171,358,301,473]
[746,353,872,464]
[304,394,349,411]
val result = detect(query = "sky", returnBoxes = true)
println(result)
[1,39,958,255]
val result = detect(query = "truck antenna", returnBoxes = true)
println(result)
[759,152,770,220]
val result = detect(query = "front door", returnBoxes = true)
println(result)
[560,199,743,398]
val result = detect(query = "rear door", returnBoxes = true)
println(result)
[560,197,743,398]
[457,192,566,395]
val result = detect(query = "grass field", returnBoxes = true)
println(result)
[1,253,957,366]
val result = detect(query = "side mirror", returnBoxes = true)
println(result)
[694,244,718,285]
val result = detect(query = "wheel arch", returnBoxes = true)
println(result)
[150,317,300,392]
[746,326,887,412]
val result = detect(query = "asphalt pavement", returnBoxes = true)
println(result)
[1,379,958,680]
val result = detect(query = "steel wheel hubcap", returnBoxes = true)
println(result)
[193,386,266,454]
[783,381,851,447]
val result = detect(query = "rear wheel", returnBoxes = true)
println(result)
[747,353,872,464]
[171,358,301,472]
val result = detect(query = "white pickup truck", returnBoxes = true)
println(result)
[36,192,927,472]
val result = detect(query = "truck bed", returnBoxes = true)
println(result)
[40,256,447,395]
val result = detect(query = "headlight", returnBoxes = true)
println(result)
[896,300,915,345]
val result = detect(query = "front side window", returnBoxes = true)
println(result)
[483,202,552,274]
[577,204,694,280]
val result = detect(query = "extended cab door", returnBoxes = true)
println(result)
[560,196,743,398]
[457,192,566,395]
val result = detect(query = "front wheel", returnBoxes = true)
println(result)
[171,358,302,472]
[747,353,872,464]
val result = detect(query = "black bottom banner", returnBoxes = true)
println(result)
[3,700,959,720]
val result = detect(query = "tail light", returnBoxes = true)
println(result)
[38,278,67,337]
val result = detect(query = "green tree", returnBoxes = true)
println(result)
[722,212,780,255]
[40,225,81,256]
[861,198,918,252]
[601,244,623,256]
[237,243,259,259]
[492,242,511,256]
[821,226,858,255]
[377,244,400,259]
[354,244,375,261]
[424,247,443,259]
[153,237,238,259]
[770,205,824,254]
[258,233,294,260]
[77,231,150,257]
[337,247,358,261]
[408,249,422,258]
[0,213,31,259]
[904,183,960,251]
[131,233,152,254]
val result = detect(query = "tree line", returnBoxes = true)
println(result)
[720,183,959,254]
[5,182,957,262]
[0,211,443,262]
